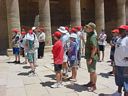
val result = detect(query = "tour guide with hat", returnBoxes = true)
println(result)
[51,31,64,88]
[83,22,99,92]
[113,25,128,96]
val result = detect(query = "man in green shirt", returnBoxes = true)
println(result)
[84,22,99,92]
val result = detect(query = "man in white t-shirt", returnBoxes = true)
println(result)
[113,25,128,96]
[98,29,107,61]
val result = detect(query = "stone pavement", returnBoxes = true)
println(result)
[0,46,118,96]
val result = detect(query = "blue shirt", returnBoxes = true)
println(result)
[61,33,70,51]
[68,41,77,61]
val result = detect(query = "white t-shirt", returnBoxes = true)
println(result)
[114,36,128,67]
[98,33,107,45]
[37,32,45,42]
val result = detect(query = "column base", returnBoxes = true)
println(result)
[7,49,13,56]
[7,46,52,56]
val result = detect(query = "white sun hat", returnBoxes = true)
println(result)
[57,26,68,33]
[70,33,77,39]
[32,27,36,31]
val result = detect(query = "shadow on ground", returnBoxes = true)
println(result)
[99,93,112,96]
[65,83,88,92]
[17,72,29,76]
[40,81,55,87]
[44,74,72,82]
[23,66,31,69]
[98,73,110,78]
[44,74,55,80]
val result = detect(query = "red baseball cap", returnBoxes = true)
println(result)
[21,31,26,35]
[65,26,69,31]
[12,28,19,33]
[75,26,82,31]
[118,25,127,30]
[28,30,33,34]
[112,29,119,33]
[70,28,77,33]
[125,25,128,31]
[53,31,62,38]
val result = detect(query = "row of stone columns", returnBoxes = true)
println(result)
[6,0,126,49]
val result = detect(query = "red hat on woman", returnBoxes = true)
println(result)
[65,26,69,31]
[12,28,19,33]
[112,29,119,33]
[28,30,33,34]
[118,25,127,30]
[53,31,62,38]
[70,28,77,33]
[75,26,82,31]
[21,31,26,35]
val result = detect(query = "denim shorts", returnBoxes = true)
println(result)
[115,66,128,88]
[69,60,78,68]
[13,47,20,55]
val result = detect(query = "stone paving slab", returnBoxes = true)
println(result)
[0,46,118,96]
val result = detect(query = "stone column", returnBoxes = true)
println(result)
[117,0,126,26]
[39,0,52,46]
[6,0,21,48]
[6,0,21,55]
[70,0,81,26]
[95,0,105,34]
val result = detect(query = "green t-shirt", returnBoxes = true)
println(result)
[85,32,99,60]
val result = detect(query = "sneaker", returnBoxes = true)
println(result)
[57,83,64,88]
[88,84,96,92]
[51,83,59,88]
[51,83,63,88]
[112,91,122,96]
[70,79,77,82]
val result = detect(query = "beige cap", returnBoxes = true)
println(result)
[85,22,96,30]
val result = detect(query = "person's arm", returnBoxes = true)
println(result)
[90,46,98,59]
[110,40,114,47]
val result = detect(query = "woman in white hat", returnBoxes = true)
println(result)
[68,33,78,82]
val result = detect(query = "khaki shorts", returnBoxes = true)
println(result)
[86,59,97,73]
